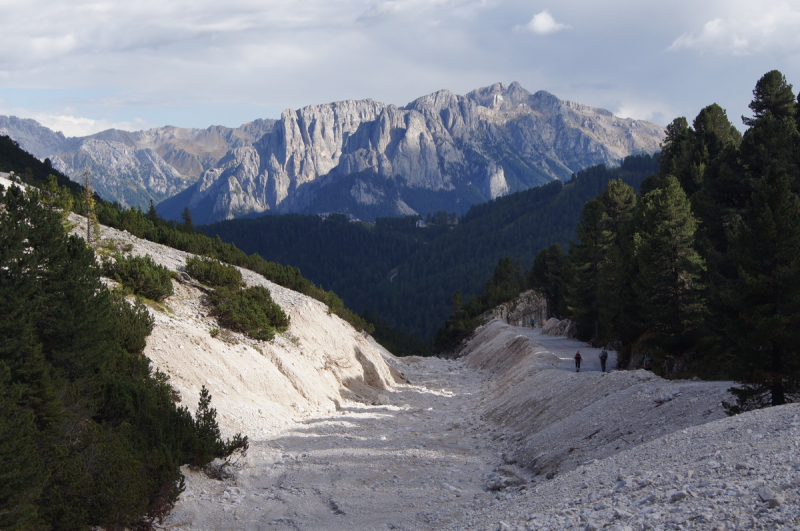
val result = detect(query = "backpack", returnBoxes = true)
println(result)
[600,350,608,361]
[643,358,653,370]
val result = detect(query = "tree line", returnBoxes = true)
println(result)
[527,70,799,411]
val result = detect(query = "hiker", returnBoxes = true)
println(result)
[665,355,675,379]
[599,349,608,372]
[643,355,653,371]
[574,350,582,372]
[530,318,535,328]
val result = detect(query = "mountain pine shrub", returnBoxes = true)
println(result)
[103,253,174,302]
[208,285,289,341]
[186,255,244,289]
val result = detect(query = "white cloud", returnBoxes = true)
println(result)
[668,2,800,55]
[28,113,150,137]
[518,10,568,35]
[615,99,673,126]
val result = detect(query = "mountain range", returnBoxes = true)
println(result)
[0,115,275,208]
[0,82,663,221]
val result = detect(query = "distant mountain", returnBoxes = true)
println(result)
[160,82,664,223]
[0,82,663,218]
[201,154,661,341]
[0,116,276,208]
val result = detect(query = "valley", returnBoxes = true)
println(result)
[3,69,800,530]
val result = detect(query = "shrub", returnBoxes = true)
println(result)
[208,286,290,341]
[103,253,174,302]
[186,256,243,289]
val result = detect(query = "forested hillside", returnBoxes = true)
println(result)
[201,155,660,343]
[0,184,245,529]
[528,70,800,411]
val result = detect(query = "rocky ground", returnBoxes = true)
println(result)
[163,320,800,530]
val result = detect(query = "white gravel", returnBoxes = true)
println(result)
[163,319,800,530]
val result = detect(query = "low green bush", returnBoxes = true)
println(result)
[208,286,290,341]
[186,256,243,289]
[103,253,174,302]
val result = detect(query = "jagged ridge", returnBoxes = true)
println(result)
[161,82,664,223]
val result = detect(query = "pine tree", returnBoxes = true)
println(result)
[81,170,101,245]
[529,243,568,319]
[631,176,706,356]
[725,159,800,409]
[595,181,637,344]
[567,199,609,341]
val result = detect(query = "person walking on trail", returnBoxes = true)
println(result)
[665,355,676,379]
[599,349,608,373]
[574,351,582,372]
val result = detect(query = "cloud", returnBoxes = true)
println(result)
[20,112,150,137]
[518,10,568,35]
[668,2,800,55]
[615,99,673,127]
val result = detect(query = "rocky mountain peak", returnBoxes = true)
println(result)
[466,81,534,111]
[0,115,68,158]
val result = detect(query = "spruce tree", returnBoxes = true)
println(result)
[596,180,637,344]
[529,243,568,319]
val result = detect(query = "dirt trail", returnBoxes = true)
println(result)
[516,327,617,373]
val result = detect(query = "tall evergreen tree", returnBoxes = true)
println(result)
[567,199,609,341]
[0,184,246,529]
[596,180,638,344]
[725,168,800,408]
[529,243,568,319]
[631,176,706,356]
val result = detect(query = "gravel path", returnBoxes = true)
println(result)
[165,356,507,530]
[517,328,617,373]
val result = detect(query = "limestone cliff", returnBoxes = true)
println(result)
[1,82,664,220]
[161,82,664,223]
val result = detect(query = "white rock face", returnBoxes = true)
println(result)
[166,82,665,223]
[58,208,404,438]
[52,139,192,207]
[0,115,68,158]
[2,82,665,219]
[482,162,510,199]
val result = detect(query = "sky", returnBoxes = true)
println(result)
[1,0,798,137]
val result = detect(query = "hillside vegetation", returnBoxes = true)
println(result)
[0,137,372,336]
[0,184,245,529]
[201,154,660,345]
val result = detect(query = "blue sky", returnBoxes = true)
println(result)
[1,0,798,136]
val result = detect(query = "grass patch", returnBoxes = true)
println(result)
[186,256,243,289]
